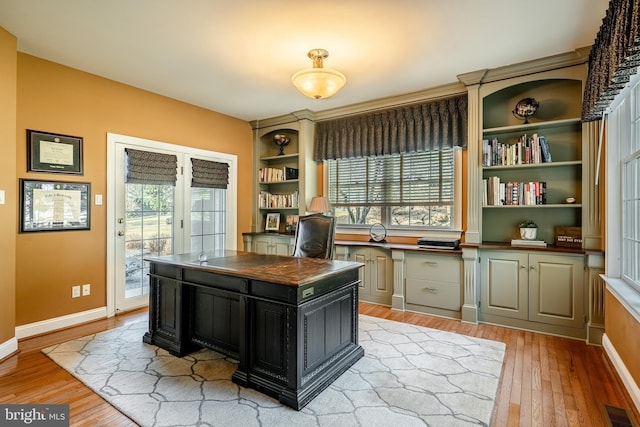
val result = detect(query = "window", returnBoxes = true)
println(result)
[607,73,640,294]
[327,148,459,230]
[621,81,640,291]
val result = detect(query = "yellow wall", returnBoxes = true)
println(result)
[15,53,253,326]
[0,28,17,344]
[605,290,640,388]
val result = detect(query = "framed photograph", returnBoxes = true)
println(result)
[265,212,280,232]
[27,129,84,175]
[20,179,91,233]
[285,214,299,234]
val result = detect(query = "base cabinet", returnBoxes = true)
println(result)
[347,247,393,305]
[480,250,585,336]
[243,233,294,255]
[405,252,462,317]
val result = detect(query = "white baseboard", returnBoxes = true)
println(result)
[603,333,640,413]
[0,336,18,361]
[15,307,108,340]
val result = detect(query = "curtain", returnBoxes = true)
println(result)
[582,0,640,122]
[314,94,467,161]
[191,158,229,189]
[125,148,177,185]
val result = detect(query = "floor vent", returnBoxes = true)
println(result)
[602,404,638,427]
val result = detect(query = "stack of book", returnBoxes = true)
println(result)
[511,239,547,247]
[483,177,547,206]
[258,190,299,209]
[482,133,552,167]
[259,166,298,182]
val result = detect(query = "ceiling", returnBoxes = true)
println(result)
[0,0,609,122]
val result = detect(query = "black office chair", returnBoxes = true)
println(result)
[292,214,335,259]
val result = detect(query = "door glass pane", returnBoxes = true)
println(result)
[191,187,226,253]
[125,183,174,299]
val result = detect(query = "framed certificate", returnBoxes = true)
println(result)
[27,129,84,175]
[20,179,91,232]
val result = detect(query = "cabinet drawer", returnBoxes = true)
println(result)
[406,278,461,311]
[405,254,461,283]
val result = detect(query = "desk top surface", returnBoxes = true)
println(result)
[145,250,362,286]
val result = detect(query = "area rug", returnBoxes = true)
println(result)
[43,315,506,426]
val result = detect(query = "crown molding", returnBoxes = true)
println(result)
[459,46,592,87]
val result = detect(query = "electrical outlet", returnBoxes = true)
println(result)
[72,285,81,298]
[82,284,91,296]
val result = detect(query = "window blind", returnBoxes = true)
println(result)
[191,158,229,189]
[125,148,177,185]
[328,149,454,206]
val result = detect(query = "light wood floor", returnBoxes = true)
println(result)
[1,303,638,426]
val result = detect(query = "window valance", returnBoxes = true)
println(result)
[314,94,467,161]
[125,148,177,185]
[582,0,640,122]
[191,158,229,189]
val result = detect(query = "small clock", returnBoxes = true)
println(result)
[369,223,387,243]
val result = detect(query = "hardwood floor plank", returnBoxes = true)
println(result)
[1,303,638,427]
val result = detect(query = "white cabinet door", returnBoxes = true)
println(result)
[528,253,584,328]
[481,251,528,320]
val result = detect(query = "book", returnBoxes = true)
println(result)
[511,239,547,247]
[539,136,552,162]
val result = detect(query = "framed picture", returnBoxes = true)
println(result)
[27,129,84,175]
[20,179,91,232]
[285,214,299,234]
[265,212,280,232]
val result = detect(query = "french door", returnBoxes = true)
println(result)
[107,133,237,315]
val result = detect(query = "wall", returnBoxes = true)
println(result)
[605,290,640,397]
[15,53,253,326]
[0,29,17,347]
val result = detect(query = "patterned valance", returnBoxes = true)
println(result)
[191,158,229,189]
[125,148,177,185]
[314,94,467,161]
[582,0,640,121]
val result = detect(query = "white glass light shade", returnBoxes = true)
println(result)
[292,68,346,99]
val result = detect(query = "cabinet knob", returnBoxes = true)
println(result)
[520,264,527,269]
[530,265,536,271]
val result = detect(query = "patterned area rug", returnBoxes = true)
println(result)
[43,315,505,426]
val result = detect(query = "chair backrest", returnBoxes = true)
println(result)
[292,213,335,259]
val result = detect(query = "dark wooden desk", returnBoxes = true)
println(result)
[143,250,364,410]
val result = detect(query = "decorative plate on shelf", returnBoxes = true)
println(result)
[369,223,387,243]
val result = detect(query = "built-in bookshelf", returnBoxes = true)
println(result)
[250,114,316,234]
[480,79,584,244]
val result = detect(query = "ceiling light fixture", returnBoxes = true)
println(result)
[291,49,346,99]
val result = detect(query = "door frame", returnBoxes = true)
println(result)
[106,133,237,317]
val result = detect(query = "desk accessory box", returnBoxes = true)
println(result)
[555,226,582,248]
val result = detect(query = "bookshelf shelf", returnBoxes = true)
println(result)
[260,153,299,162]
[482,160,582,171]
[483,204,582,209]
[259,179,299,185]
[482,118,581,135]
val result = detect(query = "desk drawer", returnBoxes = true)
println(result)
[406,254,461,282]
[406,278,461,311]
